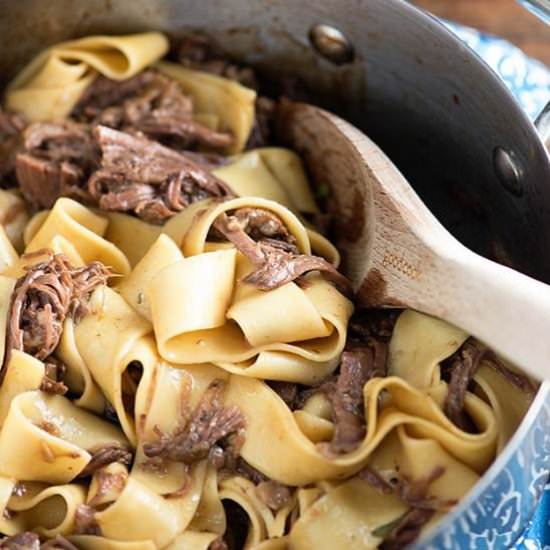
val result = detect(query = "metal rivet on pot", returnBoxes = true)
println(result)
[309,24,354,65]
[493,146,524,197]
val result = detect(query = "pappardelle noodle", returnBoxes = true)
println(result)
[0,32,536,550]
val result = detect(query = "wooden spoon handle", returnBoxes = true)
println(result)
[411,243,550,380]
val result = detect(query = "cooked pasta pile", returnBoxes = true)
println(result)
[0,32,535,550]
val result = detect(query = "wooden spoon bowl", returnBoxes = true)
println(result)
[279,102,550,380]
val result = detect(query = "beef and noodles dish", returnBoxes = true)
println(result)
[0,32,535,550]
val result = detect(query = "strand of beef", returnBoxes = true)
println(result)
[0,534,78,550]
[328,341,388,453]
[0,107,27,187]
[176,33,284,149]
[40,537,79,550]
[348,308,401,345]
[78,443,133,478]
[267,341,387,453]
[88,126,234,224]
[72,70,233,152]
[212,209,352,295]
[73,504,101,536]
[143,379,245,466]
[177,33,259,90]
[360,466,453,549]
[88,467,128,507]
[380,509,434,550]
[4,250,110,371]
[15,121,98,209]
[39,357,68,395]
[443,339,536,431]
[219,456,292,513]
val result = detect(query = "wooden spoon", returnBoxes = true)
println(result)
[279,102,550,380]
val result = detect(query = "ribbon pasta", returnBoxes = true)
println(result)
[0,30,535,550]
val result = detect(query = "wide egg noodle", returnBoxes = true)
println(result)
[2,483,86,538]
[156,60,256,154]
[164,531,220,550]
[103,212,162,269]
[24,198,130,275]
[288,478,408,550]
[0,276,15,367]
[92,354,219,546]
[56,318,106,414]
[221,368,497,486]
[155,197,352,383]
[0,226,18,274]
[5,32,169,121]
[0,189,29,252]
[474,363,533,452]
[0,390,128,484]
[73,286,152,445]
[117,233,183,321]
[388,310,468,389]
[69,536,156,550]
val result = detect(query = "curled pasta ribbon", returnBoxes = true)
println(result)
[22,198,130,276]
[73,287,152,445]
[388,309,468,388]
[223,375,497,486]
[156,60,256,153]
[69,536,156,550]
[0,190,29,253]
[56,318,107,414]
[211,147,339,266]
[0,390,128,484]
[213,148,319,215]
[289,478,408,550]
[72,288,226,545]
[148,198,352,382]
[5,32,169,121]
[2,483,86,538]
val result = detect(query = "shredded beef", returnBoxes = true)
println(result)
[89,126,233,224]
[88,468,127,507]
[0,107,26,187]
[15,121,98,209]
[328,341,387,454]
[213,210,351,295]
[0,532,40,550]
[246,96,276,149]
[256,480,292,511]
[208,538,228,550]
[5,250,110,369]
[177,34,258,90]
[348,309,401,345]
[362,466,452,549]
[41,537,79,550]
[73,70,233,152]
[74,504,101,535]
[78,443,132,478]
[267,381,299,408]
[143,379,245,465]
[39,358,68,395]
[358,466,393,494]
[380,508,434,550]
[443,339,536,431]
[233,458,269,485]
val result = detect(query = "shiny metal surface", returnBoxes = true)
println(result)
[308,24,355,65]
[3,0,548,282]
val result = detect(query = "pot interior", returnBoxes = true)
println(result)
[0,0,549,277]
